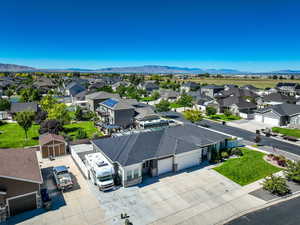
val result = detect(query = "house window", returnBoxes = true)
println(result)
[134,169,139,179]
[127,170,132,181]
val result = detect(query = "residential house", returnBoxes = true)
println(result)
[86,91,120,111]
[0,148,43,221]
[180,82,200,93]
[200,85,224,98]
[276,82,300,96]
[254,103,300,127]
[39,133,67,158]
[10,102,39,118]
[159,90,180,102]
[65,81,86,98]
[91,124,235,187]
[258,92,296,107]
[216,96,257,115]
[112,81,130,92]
[33,77,56,94]
[138,81,159,93]
[241,84,259,92]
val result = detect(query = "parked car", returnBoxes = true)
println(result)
[53,166,73,191]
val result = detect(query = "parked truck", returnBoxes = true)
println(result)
[85,153,115,191]
[53,166,73,191]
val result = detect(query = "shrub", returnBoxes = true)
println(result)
[75,128,87,139]
[221,151,229,159]
[262,175,290,196]
[231,148,243,156]
[285,160,300,183]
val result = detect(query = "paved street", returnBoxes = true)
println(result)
[227,196,300,225]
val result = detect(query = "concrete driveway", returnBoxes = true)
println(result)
[227,120,269,132]
[2,155,107,225]
[89,165,266,225]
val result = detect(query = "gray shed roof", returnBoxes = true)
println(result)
[10,102,38,113]
[92,124,230,166]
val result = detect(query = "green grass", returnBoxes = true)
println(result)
[213,148,281,186]
[0,123,40,148]
[272,127,300,138]
[209,114,241,121]
[63,121,101,140]
[170,102,183,108]
[141,96,155,102]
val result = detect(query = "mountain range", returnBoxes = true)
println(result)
[1,63,300,74]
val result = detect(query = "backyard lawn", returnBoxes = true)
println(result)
[272,127,300,138]
[213,148,281,186]
[63,121,101,140]
[208,114,241,121]
[0,123,40,148]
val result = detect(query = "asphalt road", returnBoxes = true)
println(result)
[197,119,300,157]
[227,196,300,225]
[160,111,300,157]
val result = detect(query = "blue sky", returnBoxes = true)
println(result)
[0,0,300,72]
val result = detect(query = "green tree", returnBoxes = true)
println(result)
[40,95,58,112]
[15,111,35,140]
[177,93,193,108]
[284,160,300,183]
[224,109,232,117]
[74,107,84,121]
[47,103,71,124]
[4,89,14,98]
[155,100,170,112]
[76,128,87,139]
[20,88,41,102]
[0,98,10,111]
[262,175,290,196]
[206,106,217,116]
[150,91,160,100]
[183,109,203,123]
[97,85,113,93]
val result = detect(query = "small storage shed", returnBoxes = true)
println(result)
[39,133,67,158]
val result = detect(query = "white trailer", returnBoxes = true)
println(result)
[85,153,115,191]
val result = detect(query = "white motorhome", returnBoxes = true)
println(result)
[85,152,115,191]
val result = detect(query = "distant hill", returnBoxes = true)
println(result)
[272,70,300,74]
[0,63,36,72]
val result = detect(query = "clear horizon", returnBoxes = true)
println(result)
[1,0,300,72]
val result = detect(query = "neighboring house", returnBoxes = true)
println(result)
[241,84,259,92]
[39,133,67,158]
[97,98,136,128]
[86,91,120,111]
[216,87,259,99]
[88,81,106,92]
[70,90,88,107]
[159,90,180,102]
[65,81,86,97]
[224,84,238,90]
[102,76,122,85]
[10,102,39,117]
[91,124,235,187]
[112,81,129,91]
[138,81,159,93]
[276,82,300,96]
[0,148,43,221]
[134,103,166,128]
[180,82,200,93]
[259,93,296,106]
[254,103,300,127]
[216,96,257,114]
[200,85,224,98]
[33,77,56,93]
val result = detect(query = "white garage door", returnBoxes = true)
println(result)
[157,157,173,175]
[264,117,280,126]
[176,151,200,171]
[254,114,263,122]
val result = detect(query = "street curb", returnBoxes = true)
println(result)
[216,191,300,225]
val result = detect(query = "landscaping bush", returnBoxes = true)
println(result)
[262,175,290,196]
[221,151,229,159]
[285,160,300,183]
[231,148,243,156]
[75,128,87,139]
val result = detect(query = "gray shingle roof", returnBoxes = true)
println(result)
[92,124,230,166]
[66,82,86,96]
[85,91,120,100]
[256,103,300,116]
[263,93,296,103]
[10,102,38,113]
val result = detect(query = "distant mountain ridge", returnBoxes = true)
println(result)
[1,62,300,74]
[0,63,36,72]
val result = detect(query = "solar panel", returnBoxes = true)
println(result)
[102,98,119,107]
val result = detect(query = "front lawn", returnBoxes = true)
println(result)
[0,123,40,148]
[213,148,281,186]
[208,114,241,121]
[170,102,183,108]
[272,127,300,138]
[63,121,101,140]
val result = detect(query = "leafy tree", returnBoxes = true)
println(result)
[221,151,229,159]
[224,109,232,117]
[155,100,170,112]
[76,128,87,139]
[40,94,58,112]
[150,91,160,100]
[183,109,203,123]
[74,107,84,121]
[20,88,41,102]
[47,103,71,124]
[39,119,63,134]
[0,98,10,111]
[206,106,217,116]
[177,93,193,108]
[15,111,35,140]
[284,160,300,183]
[262,175,290,196]
[4,89,14,98]
[34,110,47,124]
[96,85,113,93]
